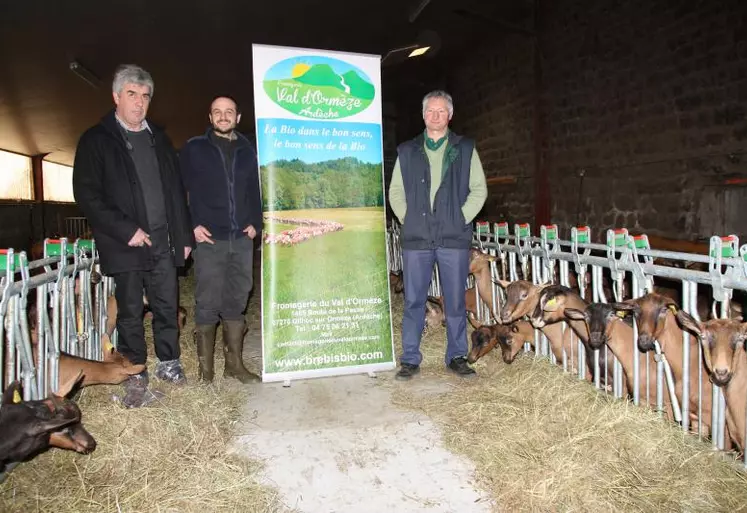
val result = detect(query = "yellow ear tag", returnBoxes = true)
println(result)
[668,305,677,314]
[545,298,557,307]
[13,390,22,403]
[104,339,114,353]
[616,311,626,318]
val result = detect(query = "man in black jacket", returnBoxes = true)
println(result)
[73,64,195,408]
[179,95,262,384]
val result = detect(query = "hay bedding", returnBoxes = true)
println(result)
[3,271,747,512]
[0,272,288,513]
[389,292,747,512]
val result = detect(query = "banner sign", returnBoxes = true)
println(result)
[252,44,395,382]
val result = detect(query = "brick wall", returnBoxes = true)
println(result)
[440,0,747,242]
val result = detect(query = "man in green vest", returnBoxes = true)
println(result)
[388,90,488,380]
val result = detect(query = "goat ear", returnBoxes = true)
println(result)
[55,370,84,398]
[467,312,481,329]
[494,279,511,290]
[564,308,586,321]
[674,310,702,338]
[2,382,23,405]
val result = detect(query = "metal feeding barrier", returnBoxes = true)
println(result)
[387,220,747,468]
[0,238,115,400]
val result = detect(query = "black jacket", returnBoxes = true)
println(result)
[179,128,262,240]
[396,131,475,250]
[72,110,195,274]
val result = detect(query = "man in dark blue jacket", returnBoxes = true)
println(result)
[388,90,488,380]
[180,96,262,384]
[73,64,195,408]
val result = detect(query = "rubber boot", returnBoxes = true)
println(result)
[222,319,261,383]
[195,324,217,383]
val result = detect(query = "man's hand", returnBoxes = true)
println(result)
[184,246,192,260]
[128,228,152,247]
[243,225,257,239]
[194,225,214,244]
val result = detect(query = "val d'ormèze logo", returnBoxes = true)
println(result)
[263,56,375,119]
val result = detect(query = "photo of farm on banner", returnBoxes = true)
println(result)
[252,44,396,382]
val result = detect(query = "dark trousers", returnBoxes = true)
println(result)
[193,236,254,325]
[401,248,470,366]
[112,242,179,365]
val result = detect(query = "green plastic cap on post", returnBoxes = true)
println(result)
[572,226,590,244]
[515,223,531,239]
[540,224,558,242]
[629,234,650,250]
[0,249,20,273]
[44,238,74,257]
[709,235,739,258]
[76,239,94,253]
[494,222,510,239]
[476,221,491,236]
[607,228,629,248]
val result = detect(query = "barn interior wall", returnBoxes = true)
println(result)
[0,203,83,255]
[441,0,747,241]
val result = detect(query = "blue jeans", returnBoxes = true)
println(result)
[400,248,470,366]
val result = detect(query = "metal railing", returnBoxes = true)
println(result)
[387,220,747,467]
[0,238,114,400]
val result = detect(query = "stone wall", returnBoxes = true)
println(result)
[438,0,747,241]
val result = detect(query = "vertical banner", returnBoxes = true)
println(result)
[252,44,395,382]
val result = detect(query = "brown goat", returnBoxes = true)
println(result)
[467,315,536,364]
[673,314,747,451]
[495,280,583,374]
[531,285,621,386]
[565,303,674,419]
[389,271,404,294]
[613,293,715,438]
[27,303,146,387]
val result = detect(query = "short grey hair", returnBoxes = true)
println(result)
[422,90,453,118]
[112,64,155,97]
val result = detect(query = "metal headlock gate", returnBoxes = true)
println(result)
[0,238,115,401]
[387,220,747,468]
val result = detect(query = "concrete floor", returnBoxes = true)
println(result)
[230,372,494,513]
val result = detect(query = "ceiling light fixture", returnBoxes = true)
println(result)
[69,60,101,89]
[408,46,431,57]
[382,30,441,66]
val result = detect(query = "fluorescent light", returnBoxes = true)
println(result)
[408,46,430,57]
[69,60,101,89]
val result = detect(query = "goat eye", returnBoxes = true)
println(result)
[520,292,527,300]
[511,325,519,333]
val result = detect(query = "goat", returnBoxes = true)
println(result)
[0,371,94,471]
[27,302,146,387]
[612,293,715,438]
[564,303,674,419]
[389,271,404,294]
[531,285,622,386]
[495,280,581,374]
[467,315,536,364]
[425,250,503,325]
[672,313,747,451]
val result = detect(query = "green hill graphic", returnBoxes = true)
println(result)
[342,71,375,100]
[295,64,345,91]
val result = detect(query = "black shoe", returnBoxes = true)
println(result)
[448,356,477,378]
[395,363,420,381]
